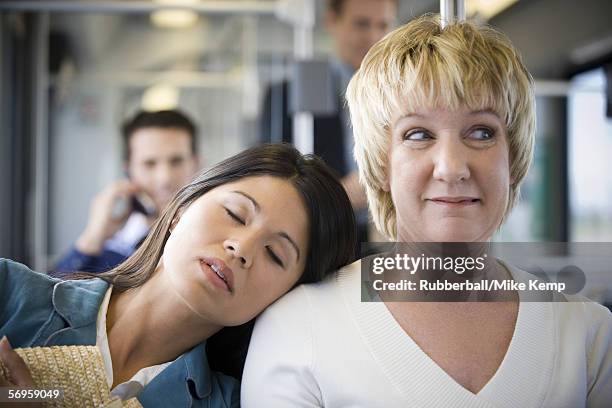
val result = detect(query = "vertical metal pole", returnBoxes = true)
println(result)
[31,12,49,270]
[292,0,314,154]
[440,0,465,27]
[0,15,3,120]
[0,14,8,259]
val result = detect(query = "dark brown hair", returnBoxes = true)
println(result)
[122,109,198,161]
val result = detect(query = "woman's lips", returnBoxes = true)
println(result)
[199,257,234,293]
[427,196,481,207]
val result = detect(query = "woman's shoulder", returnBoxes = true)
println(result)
[551,296,612,403]
[0,257,109,299]
[250,260,363,351]
[0,258,58,295]
[0,259,64,345]
[262,260,362,317]
[140,342,240,408]
[0,258,110,342]
[553,294,612,334]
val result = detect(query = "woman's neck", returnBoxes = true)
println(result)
[105,268,221,386]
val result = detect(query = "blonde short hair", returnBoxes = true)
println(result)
[346,14,535,240]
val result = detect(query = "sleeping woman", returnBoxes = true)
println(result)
[0,143,357,407]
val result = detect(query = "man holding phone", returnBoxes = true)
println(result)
[53,110,199,274]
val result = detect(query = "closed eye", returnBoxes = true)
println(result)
[266,246,284,268]
[225,208,245,225]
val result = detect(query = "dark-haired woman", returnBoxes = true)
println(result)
[0,144,357,407]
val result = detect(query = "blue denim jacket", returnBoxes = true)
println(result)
[0,259,239,407]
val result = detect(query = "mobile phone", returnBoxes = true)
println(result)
[111,192,156,219]
[131,192,157,217]
[121,171,157,217]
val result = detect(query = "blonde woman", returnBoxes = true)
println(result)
[242,15,612,407]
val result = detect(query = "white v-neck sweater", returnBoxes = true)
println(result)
[242,261,612,407]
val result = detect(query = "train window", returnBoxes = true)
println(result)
[568,68,612,241]
[494,100,556,243]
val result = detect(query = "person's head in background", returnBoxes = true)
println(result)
[122,110,200,214]
[347,14,535,242]
[325,0,397,71]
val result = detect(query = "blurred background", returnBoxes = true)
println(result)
[0,0,611,272]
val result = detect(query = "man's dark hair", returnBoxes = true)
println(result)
[121,110,198,161]
[328,0,397,14]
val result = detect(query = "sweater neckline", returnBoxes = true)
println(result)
[337,260,556,407]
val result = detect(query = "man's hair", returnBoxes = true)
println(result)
[121,110,198,160]
[346,14,535,240]
[328,0,397,14]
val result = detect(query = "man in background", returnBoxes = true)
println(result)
[260,0,397,245]
[53,110,199,274]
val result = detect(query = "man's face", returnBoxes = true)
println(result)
[127,127,198,213]
[326,0,397,70]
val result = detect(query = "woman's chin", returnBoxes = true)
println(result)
[425,224,491,243]
[398,218,495,242]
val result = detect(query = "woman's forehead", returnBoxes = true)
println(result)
[389,92,507,124]
[389,94,506,124]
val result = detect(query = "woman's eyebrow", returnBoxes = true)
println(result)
[278,232,300,262]
[398,112,423,120]
[231,190,260,212]
[230,190,300,261]
[469,109,499,117]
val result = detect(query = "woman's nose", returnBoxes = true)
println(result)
[432,138,471,183]
[223,238,253,269]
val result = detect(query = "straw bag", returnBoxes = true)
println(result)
[0,345,142,408]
